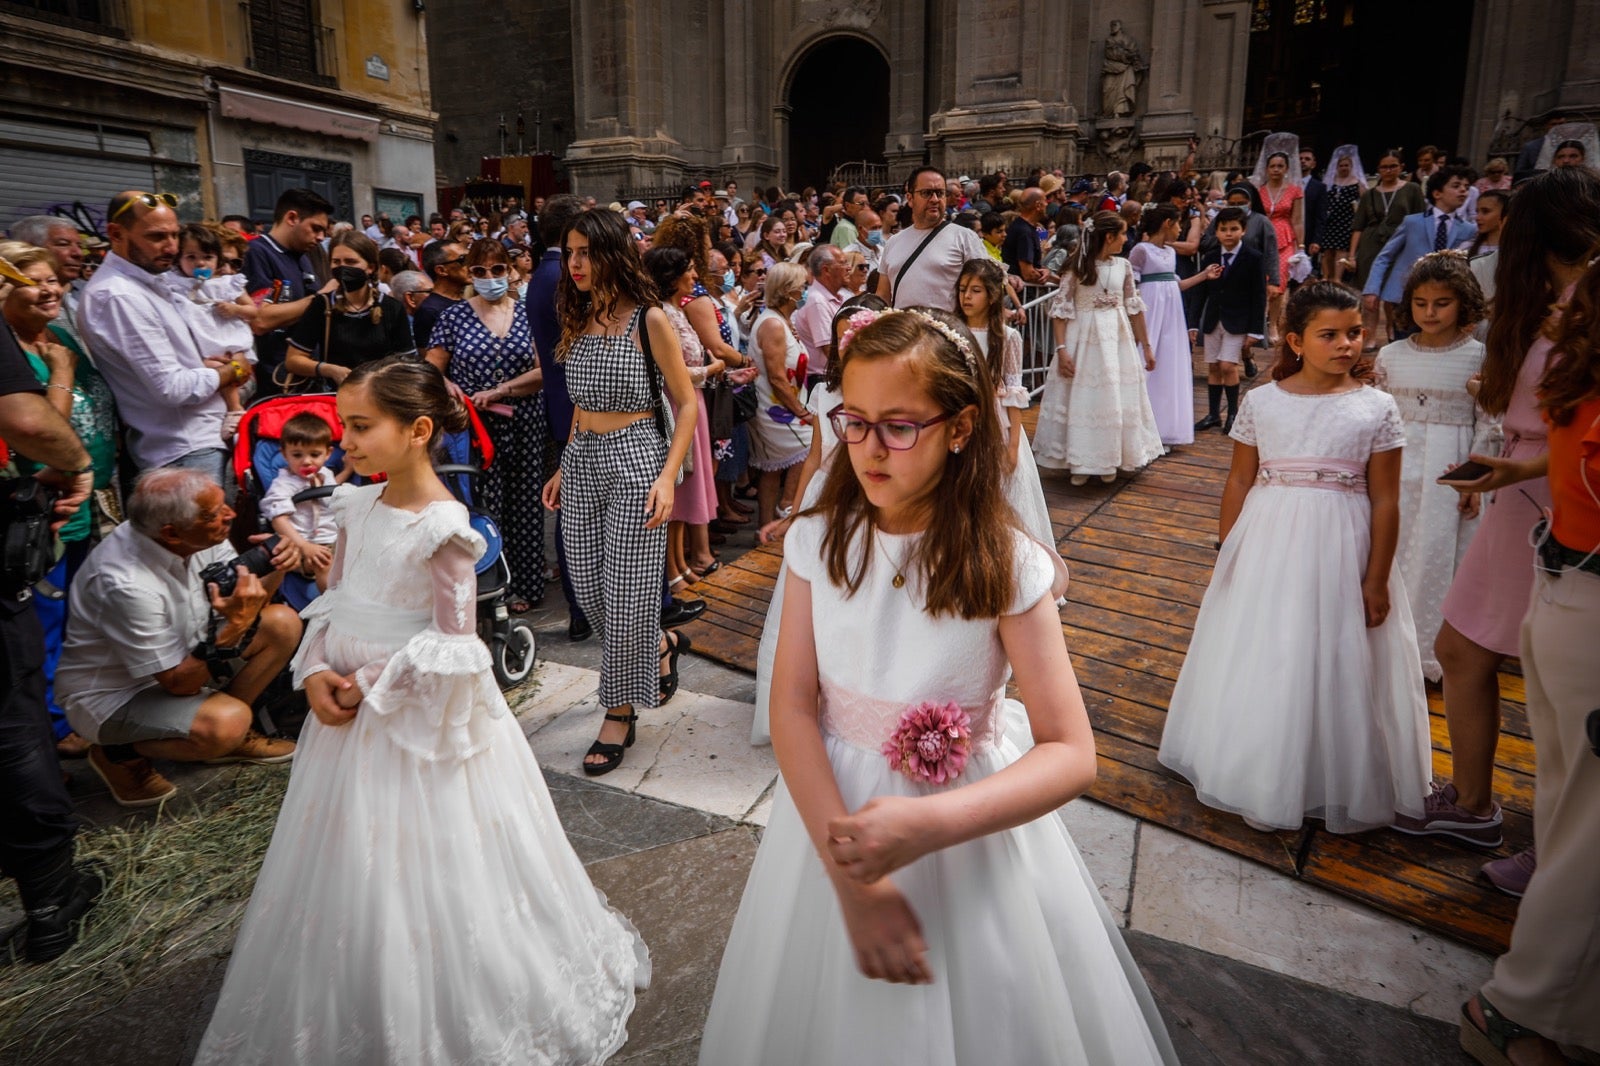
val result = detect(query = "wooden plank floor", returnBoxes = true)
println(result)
[681,386,1526,955]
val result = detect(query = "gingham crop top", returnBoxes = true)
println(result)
[562,306,655,413]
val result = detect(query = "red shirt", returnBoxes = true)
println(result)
[1547,393,1600,552]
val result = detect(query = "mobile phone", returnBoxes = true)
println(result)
[1438,459,1494,484]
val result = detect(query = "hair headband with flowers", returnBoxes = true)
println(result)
[836,307,979,375]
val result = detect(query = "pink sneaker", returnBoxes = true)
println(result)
[1480,847,1537,898]
[1392,781,1503,847]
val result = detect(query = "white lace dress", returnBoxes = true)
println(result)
[1373,335,1488,681]
[196,484,649,1065]
[1032,257,1164,476]
[703,517,1178,1065]
[1158,385,1432,833]
[973,324,1056,552]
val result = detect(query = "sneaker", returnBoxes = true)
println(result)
[1392,781,1503,847]
[88,746,177,808]
[1480,847,1537,898]
[205,730,295,765]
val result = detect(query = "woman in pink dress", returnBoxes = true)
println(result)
[1257,151,1304,342]
[1393,167,1600,898]
[645,247,724,589]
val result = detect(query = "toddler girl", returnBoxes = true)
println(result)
[163,223,257,439]
[1159,282,1431,833]
[1033,211,1164,485]
[198,358,647,1063]
[1374,252,1490,680]
[700,308,1176,1064]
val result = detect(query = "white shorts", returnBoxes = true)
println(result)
[1203,326,1246,365]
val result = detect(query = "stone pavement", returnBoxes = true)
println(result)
[6,613,1480,1065]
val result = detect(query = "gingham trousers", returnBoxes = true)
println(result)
[559,419,669,709]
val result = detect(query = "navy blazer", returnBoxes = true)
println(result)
[1363,210,1477,304]
[527,249,573,440]
[1197,242,1268,338]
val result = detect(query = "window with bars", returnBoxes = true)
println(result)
[245,0,337,87]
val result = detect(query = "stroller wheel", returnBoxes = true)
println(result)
[492,619,538,689]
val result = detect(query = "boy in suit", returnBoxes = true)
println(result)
[1363,167,1476,337]
[1194,207,1265,434]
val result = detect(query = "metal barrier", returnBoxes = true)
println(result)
[1015,282,1059,399]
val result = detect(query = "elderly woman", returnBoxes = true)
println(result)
[645,247,725,586]
[283,232,416,387]
[0,241,119,756]
[426,238,547,612]
[746,262,813,527]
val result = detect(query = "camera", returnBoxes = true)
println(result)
[1,477,60,596]
[200,535,282,597]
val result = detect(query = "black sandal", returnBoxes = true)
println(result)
[1459,994,1551,1065]
[659,630,691,703]
[582,710,638,777]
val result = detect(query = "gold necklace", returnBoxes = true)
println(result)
[880,533,909,589]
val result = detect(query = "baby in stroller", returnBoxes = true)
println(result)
[259,412,351,583]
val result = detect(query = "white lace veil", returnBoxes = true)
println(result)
[1326,144,1367,188]
[1535,122,1600,171]
[1251,132,1303,187]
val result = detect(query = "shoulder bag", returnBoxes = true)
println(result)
[889,220,949,308]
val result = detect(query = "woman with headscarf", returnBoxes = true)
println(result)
[1320,145,1367,283]
[1251,135,1304,339]
[1536,122,1599,171]
[1348,150,1424,351]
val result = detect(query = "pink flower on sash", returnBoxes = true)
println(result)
[882,701,972,785]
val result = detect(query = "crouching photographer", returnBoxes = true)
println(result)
[55,468,303,809]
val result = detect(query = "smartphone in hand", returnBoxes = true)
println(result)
[1438,459,1494,484]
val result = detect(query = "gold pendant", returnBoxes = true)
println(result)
[892,573,905,589]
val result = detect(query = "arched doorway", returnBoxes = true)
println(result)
[786,37,889,191]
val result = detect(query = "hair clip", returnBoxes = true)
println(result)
[838,307,886,355]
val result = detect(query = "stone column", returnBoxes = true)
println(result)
[1138,0,1201,169]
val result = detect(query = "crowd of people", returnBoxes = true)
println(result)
[0,111,1595,1064]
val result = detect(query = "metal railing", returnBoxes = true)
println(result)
[1015,281,1058,399]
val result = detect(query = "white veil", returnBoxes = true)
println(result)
[1251,132,1303,187]
[1535,122,1600,170]
[1326,144,1368,188]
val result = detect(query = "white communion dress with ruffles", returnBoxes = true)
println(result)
[196,483,649,1065]
[702,516,1178,1065]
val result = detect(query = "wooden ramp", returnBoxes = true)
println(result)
[681,398,1526,956]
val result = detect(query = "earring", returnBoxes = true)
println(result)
[952,444,962,454]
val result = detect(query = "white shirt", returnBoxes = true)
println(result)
[879,221,989,310]
[56,523,234,739]
[790,282,845,373]
[78,251,227,468]
[260,467,339,543]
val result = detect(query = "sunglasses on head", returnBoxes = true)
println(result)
[109,191,178,222]
[469,264,510,278]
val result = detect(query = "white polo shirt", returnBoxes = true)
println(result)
[879,221,988,311]
[56,522,233,740]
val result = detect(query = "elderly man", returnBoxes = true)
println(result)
[876,165,988,310]
[628,200,655,233]
[388,269,434,328]
[10,216,88,337]
[57,469,300,808]
[791,244,849,392]
[77,191,252,490]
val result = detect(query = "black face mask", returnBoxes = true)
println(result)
[332,265,371,293]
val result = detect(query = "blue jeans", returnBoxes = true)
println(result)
[163,447,234,504]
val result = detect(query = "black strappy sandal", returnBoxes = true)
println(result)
[582,710,638,777]
[659,631,691,704]
[1459,994,1557,1065]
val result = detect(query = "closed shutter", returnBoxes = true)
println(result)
[0,118,156,236]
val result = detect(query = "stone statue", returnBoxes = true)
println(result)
[1099,20,1147,119]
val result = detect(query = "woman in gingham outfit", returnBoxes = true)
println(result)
[541,209,700,776]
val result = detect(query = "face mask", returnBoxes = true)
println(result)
[723,268,735,289]
[332,265,370,293]
[191,266,213,281]
[1232,204,1251,217]
[473,277,510,300]
[795,289,809,310]
[866,230,882,246]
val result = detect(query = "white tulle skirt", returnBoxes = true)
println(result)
[195,623,650,1065]
[1157,484,1433,833]
[702,706,1178,1066]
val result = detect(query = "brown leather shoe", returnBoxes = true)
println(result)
[88,746,177,808]
[205,730,296,765]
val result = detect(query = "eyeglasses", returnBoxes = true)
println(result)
[852,263,870,273]
[109,191,177,222]
[221,257,245,271]
[828,405,955,450]
[469,264,510,278]
[440,255,468,267]
[913,188,947,200]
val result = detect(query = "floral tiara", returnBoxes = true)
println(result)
[836,307,979,375]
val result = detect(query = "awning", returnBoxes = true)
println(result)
[217,86,379,143]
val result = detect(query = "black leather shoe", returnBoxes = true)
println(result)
[1222,415,1236,435]
[568,615,592,642]
[6,861,105,965]
[661,599,707,628]
[1194,415,1221,431]
[1242,354,1259,380]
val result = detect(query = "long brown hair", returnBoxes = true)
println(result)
[1540,257,1600,427]
[555,208,658,359]
[1482,167,1600,415]
[954,258,1008,385]
[1074,211,1126,287]
[813,307,1017,619]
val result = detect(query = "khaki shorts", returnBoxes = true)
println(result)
[1203,326,1246,365]
[96,687,205,745]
